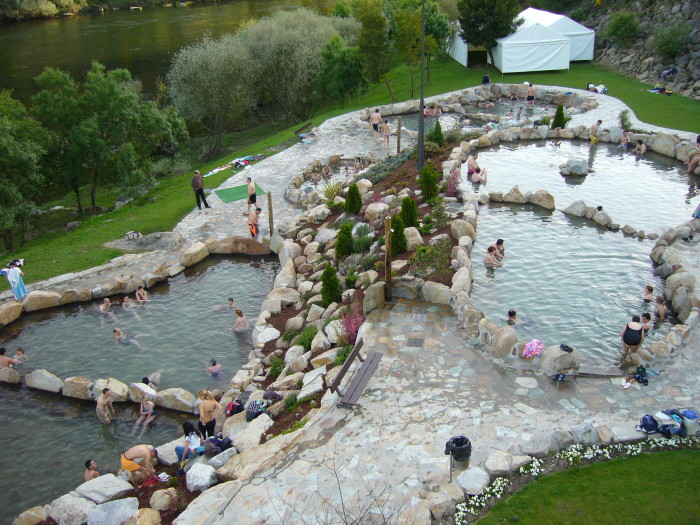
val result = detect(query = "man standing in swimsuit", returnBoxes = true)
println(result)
[248,207,261,240]
[244,177,256,215]
[121,444,158,487]
[589,120,602,144]
[526,83,536,105]
[96,387,115,424]
[370,109,382,142]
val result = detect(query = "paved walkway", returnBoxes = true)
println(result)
[206,299,700,524]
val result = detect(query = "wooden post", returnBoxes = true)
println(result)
[267,191,274,236]
[396,116,402,154]
[384,216,392,301]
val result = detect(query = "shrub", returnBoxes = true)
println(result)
[336,223,353,258]
[354,224,370,237]
[330,217,354,230]
[360,254,381,271]
[390,215,407,256]
[400,196,419,228]
[335,345,353,366]
[653,23,690,59]
[365,148,416,184]
[284,393,299,413]
[344,183,362,215]
[300,290,315,303]
[411,238,451,278]
[551,104,571,129]
[537,116,551,126]
[321,263,342,307]
[340,302,364,345]
[322,180,343,201]
[371,191,383,203]
[604,12,639,46]
[444,127,466,144]
[618,109,631,131]
[269,357,285,378]
[282,329,298,342]
[377,234,385,246]
[424,141,442,157]
[431,197,449,228]
[352,235,373,253]
[427,119,445,146]
[418,162,440,201]
[345,267,357,288]
[296,326,318,351]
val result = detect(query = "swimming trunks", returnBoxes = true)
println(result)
[249,224,258,238]
[248,193,256,204]
[622,325,642,346]
[590,135,598,144]
[526,95,534,101]
[372,123,379,132]
[121,455,141,472]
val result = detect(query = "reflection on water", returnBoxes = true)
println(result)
[0,0,328,102]
[471,205,672,363]
[0,255,279,393]
[461,140,699,232]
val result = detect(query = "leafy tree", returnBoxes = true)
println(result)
[400,196,419,228]
[318,33,366,106]
[321,263,342,307]
[456,0,522,64]
[336,223,354,258]
[425,34,438,84]
[418,162,440,201]
[0,90,48,250]
[356,0,395,101]
[34,62,188,213]
[653,23,690,59]
[603,11,639,47]
[390,215,407,256]
[331,0,352,17]
[395,8,421,98]
[345,183,363,214]
[427,119,445,146]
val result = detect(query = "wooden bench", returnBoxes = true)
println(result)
[294,122,313,140]
[329,338,383,407]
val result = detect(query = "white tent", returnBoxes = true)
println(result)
[448,35,468,67]
[518,7,594,61]
[491,23,570,73]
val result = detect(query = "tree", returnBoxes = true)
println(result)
[331,0,352,17]
[345,183,363,215]
[336,223,354,258]
[321,263,342,307]
[395,8,421,98]
[168,34,256,158]
[356,0,395,102]
[34,62,188,213]
[390,215,407,256]
[318,33,366,106]
[457,0,522,64]
[418,162,440,201]
[400,196,419,228]
[552,104,571,129]
[0,90,48,250]
[427,119,445,146]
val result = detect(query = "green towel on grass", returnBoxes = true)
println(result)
[215,183,266,203]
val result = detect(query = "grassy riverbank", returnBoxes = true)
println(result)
[1,59,698,290]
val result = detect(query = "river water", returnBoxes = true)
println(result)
[0,0,327,103]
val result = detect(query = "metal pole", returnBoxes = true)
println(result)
[417,0,425,170]
[267,191,274,236]
[397,116,402,154]
[384,216,392,301]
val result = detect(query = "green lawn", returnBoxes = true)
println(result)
[2,58,698,290]
[475,449,700,525]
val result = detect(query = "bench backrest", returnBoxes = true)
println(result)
[329,338,364,393]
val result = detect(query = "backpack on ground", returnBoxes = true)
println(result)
[637,414,658,434]
[226,401,244,417]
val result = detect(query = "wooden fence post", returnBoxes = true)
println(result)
[396,117,402,154]
[384,216,392,301]
[267,191,274,236]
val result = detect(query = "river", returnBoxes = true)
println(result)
[0,0,327,103]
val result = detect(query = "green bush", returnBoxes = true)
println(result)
[344,183,362,215]
[352,235,373,253]
[551,104,571,129]
[365,148,416,184]
[418,215,433,235]
[653,23,690,59]
[322,180,343,201]
[418,162,440,201]
[431,197,449,228]
[336,223,353,258]
[354,224,370,237]
[345,267,357,288]
[618,109,632,131]
[269,357,285,378]
[604,12,639,46]
[423,141,442,157]
[411,238,451,278]
[296,326,318,351]
[538,116,551,126]
[335,345,353,365]
[390,215,407,256]
[282,329,298,342]
[360,253,381,271]
[284,393,299,413]
[321,263,342,307]
[426,119,445,146]
[400,196,419,228]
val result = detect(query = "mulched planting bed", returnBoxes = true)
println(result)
[261,390,325,443]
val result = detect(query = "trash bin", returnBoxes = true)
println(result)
[445,435,471,464]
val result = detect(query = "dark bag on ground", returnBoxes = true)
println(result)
[226,401,244,417]
[246,400,264,422]
[445,436,472,463]
[637,414,658,434]
[263,391,283,404]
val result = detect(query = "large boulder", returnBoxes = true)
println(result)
[49,494,96,525]
[206,448,239,470]
[212,236,271,255]
[528,189,555,210]
[363,282,386,316]
[0,300,23,326]
[484,451,512,476]
[356,178,373,195]
[404,227,424,251]
[0,367,21,384]
[278,241,302,268]
[90,378,129,402]
[155,436,186,466]
[562,200,587,217]
[13,506,46,525]
[75,473,133,504]
[502,186,526,204]
[63,376,93,400]
[307,204,331,222]
[86,497,138,525]
[315,228,338,244]
[451,219,476,241]
[173,481,242,525]
[22,291,61,312]
[266,288,301,307]
[571,422,600,446]
[651,132,677,157]
[149,488,177,512]
[25,369,63,393]
[310,331,330,353]
[128,382,157,403]
[273,259,297,289]
[592,210,612,227]
[311,348,338,368]
[451,267,472,294]
[255,326,280,345]
[186,463,219,492]
[233,413,274,452]
[562,158,588,176]
[124,508,160,525]
[421,281,451,305]
[155,388,196,413]
[269,371,304,391]
[216,432,300,482]
[539,345,580,374]
[179,241,209,267]
[364,202,389,221]
[324,319,345,344]
[490,326,517,358]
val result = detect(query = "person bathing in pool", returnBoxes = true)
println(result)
[113,328,144,350]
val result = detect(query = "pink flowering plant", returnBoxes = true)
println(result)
[340,302,364,345]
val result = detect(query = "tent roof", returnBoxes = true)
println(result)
[518,7,594,37]
[496,22,569,45]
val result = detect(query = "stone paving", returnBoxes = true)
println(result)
[202,299,700,525]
